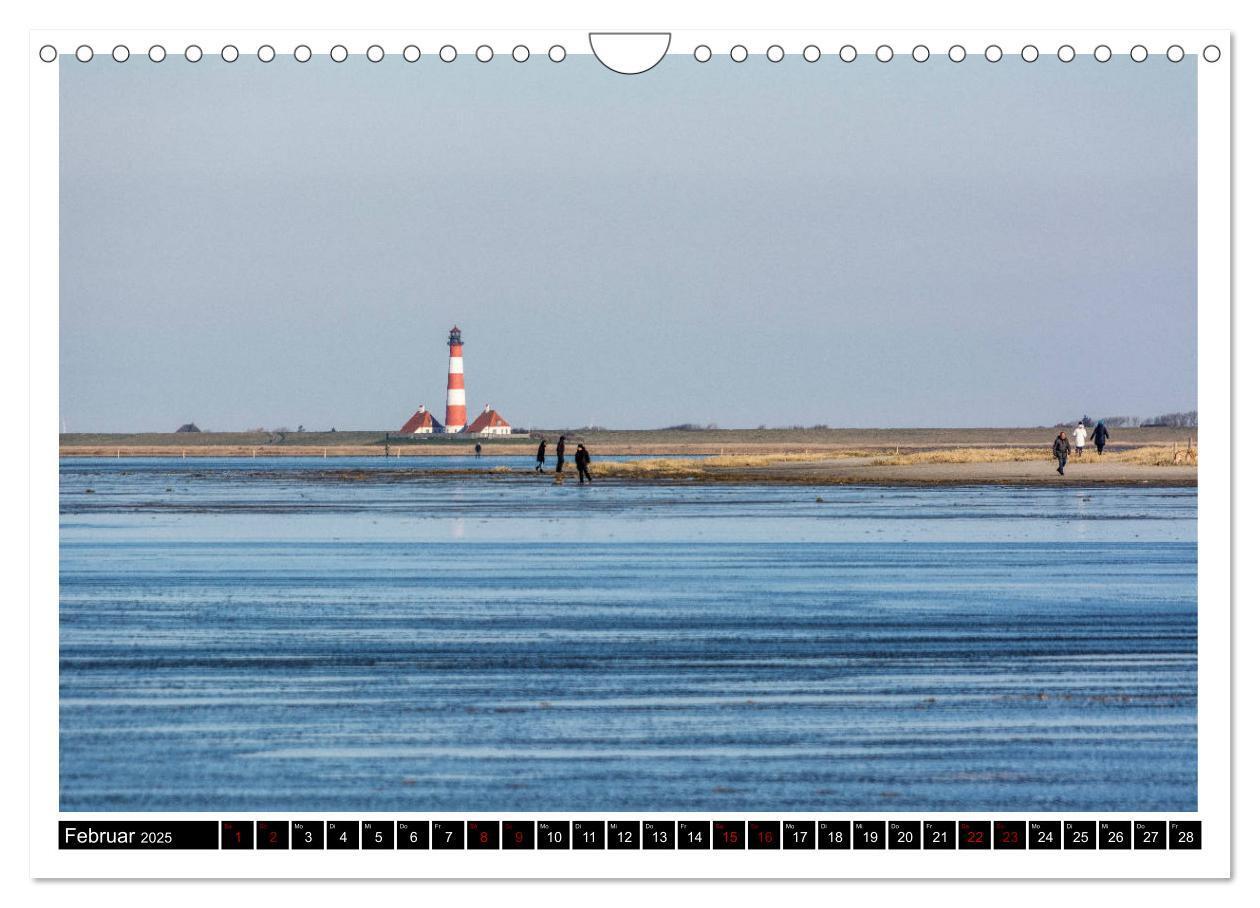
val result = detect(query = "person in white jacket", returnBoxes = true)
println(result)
[1073,422,1088,456]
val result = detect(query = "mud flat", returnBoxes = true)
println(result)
[683,457,1197,487]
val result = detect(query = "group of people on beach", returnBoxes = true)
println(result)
[1052,420,1110,475]
[534,435,594,483]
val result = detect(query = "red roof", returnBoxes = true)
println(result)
[464,407,511,433]
[400,407,444,433]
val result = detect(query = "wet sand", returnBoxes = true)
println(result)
[706,457,1197,487]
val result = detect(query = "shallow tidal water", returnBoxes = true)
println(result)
[60,457,1197,812]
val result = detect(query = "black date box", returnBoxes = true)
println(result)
[853,820,887,850]
[221,821,254,850]
[397,821,429,849]
[291,821,324,850]
[608,821,641,850]
[818,820,851,849]
[467,820,499,849]
[713,820,745,850]
[958,821,991,850]
[924,821,955,850]
[432,821,464,849]
[994,820,1026,850]
[1065,821,1097,850]
[1134,821,1167,850]
[1099,820,1132,850]
[783,821,815,850]
[538,820,570,850]
[749,820,781,850]
[256,821,289,850]
[362,821,394,849]
[1170,821,1201,850]
[1029,821,1062,850]
[889,820,921,850]
[503,821,535,850]
[644,821,675,850]
[573,821,605,850]
[327,821,359,849]
[678,821,710,850]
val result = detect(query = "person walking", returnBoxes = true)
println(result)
[575,444,593,484]
[1053,431,1071,475]
[535,438,547,473]
[474,442,482,459]
[1073,422,1088,456]
[555,435,567,475]
[1090,420,1110,455]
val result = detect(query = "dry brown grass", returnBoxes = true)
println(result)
[870,445,1197,467]
[591,451,862,478]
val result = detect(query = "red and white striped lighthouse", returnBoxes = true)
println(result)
[444,325,467,433]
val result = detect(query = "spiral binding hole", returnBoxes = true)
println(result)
[257,45,275,63]
[875,45,894,62]
[185,45,202,63]
[985,45,1003,62]
[403,45,421,63]
[367,45,385,63]
[330,45,348,63]
[548,45,566,63]
[730,45,748,63]
[803,45,821,62]
[294,45,312,63]
[112,45,129,63]
[221,45,239,63]
[148,45,166,63]
[839,45,857,63]
[948,45,966,62]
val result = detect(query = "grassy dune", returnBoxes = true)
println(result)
[592,451,852,479]
[587,444,1198,480]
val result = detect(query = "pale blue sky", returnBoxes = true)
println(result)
[60,53,1196,431]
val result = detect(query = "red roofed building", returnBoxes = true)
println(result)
[399,404,444,435]
[464,404,512,436]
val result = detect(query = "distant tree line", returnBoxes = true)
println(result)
[1060,411,1197,429]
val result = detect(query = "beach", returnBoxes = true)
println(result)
[59,427,1198,486]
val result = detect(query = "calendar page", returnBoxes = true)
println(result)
[27,19,1230,881]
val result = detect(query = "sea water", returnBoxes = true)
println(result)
[59,457,1196,812]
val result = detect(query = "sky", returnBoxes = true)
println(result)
[59,52,1196,431]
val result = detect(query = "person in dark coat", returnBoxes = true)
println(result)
[535,439,547,473]
[1090,421,1110,455]
[575,444,593,484]
[1052,431,1071,475]
[474,443,482,458]
[555,435,566,474]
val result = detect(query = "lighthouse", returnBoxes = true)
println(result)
[444,325,467,433]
